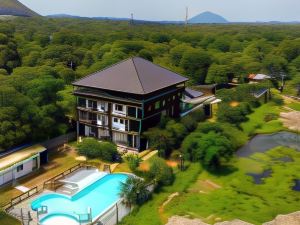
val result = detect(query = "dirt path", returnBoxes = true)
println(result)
[280,111,300,131]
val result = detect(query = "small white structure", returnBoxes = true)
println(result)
[0,145,47,186]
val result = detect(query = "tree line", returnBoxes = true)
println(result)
[0,17,300,150]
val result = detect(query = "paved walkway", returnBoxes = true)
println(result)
[141,150,158,161]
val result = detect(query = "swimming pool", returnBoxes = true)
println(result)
[31,173,129,224]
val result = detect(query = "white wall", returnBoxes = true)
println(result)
[0,155,40,186]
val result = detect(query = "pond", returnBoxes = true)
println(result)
[292,180,300,192]
[247,169,272,184]
[237,131,300,157]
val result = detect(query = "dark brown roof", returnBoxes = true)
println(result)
[73,57,188,95]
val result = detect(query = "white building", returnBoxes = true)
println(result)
[0,145,47,186]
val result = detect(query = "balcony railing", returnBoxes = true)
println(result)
[79,118,108,127]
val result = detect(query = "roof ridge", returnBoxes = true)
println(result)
[131,57,146,94]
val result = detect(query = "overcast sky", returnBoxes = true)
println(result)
[20,0,300,22]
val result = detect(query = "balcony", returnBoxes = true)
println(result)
[112,104,126,117]
[112,117,128,132]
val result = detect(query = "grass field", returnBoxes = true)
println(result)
[241,102,285,136]
[164,147,300,224]
[119,163,202,225]
[288,102,300,111]
[0,211,20,225]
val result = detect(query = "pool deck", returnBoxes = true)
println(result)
[7,168,103,225]
[7,189,53,225]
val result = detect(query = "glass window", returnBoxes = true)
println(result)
[115,104,123,111]
[113,118,118,123]
[17,164,23,172]
[88,100,93,108]
[155,101,160,110]
[120,119,124,124]
[162,100,166,107]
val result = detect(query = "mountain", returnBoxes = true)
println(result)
[0,0,39,17]
[188,11,228,24]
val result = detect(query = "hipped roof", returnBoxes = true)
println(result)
[73,57,188,95]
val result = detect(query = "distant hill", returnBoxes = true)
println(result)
[0,0,39,17]
[188,11,228,24]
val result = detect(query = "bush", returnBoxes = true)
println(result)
[148,157,174,186]
[272,96,284,105]
[125,154,142,172]
[217,102,252,125]
[77,138,118,162]
[119,176,151,206]
[180,109,205,132]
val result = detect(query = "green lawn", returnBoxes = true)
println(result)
[241,102,285,136]
[0,211,20,225]
[119,163,202,225]
[288,102,300,111]
[163,147,300,224]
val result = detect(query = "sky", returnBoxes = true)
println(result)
[20,0,300,22]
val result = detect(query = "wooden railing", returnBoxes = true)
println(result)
[2,163,102,213]
[43,163,83,190]
[3,186,42,211]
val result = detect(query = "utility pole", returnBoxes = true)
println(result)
[279,72,286,93]
[185,7,189,31]
[130,13,134,25]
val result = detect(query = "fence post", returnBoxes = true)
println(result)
[20,208,23,224]
[116,203,118,224]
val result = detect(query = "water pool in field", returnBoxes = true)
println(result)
[31,173,129,222]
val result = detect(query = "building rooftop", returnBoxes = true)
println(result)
[73,57,188,95]
[248,74,271,80]
[0,144,46,170]
[184,88,204,99]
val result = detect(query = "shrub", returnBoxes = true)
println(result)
[217,102,252,125]
[77,138,118,162]
[148,157,174,186]
[119,176,151,206]
[180,109,205,132]
[272,96,284,105]
[125,154,142,172]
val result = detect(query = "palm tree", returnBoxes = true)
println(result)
[119,176,150,207]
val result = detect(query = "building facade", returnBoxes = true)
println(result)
[73,57,188,151]
[0,145,47,186]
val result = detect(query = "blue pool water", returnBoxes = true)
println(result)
[31,173,129,221]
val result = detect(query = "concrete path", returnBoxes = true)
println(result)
[141,150,158,161]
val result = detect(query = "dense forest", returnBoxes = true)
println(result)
[0,17,300,151]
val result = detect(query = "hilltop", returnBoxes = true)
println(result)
[188,11,228,24]
[0,0,39,17]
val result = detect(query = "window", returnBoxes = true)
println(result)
[173,96,176,100]
[17,165,23,172]
[115,104,123,111]
[162,100,166,107]
[120,119,124,124]
[88,100,93,108]
[113,118,118,123]
[98,102,106,111]
[155,101,160,110]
